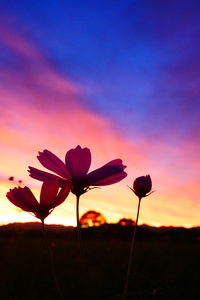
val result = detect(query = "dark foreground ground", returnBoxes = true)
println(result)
[0,224,199,300]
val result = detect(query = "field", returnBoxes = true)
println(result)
[0,226,199,300]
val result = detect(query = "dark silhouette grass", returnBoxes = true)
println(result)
[0,230,199,300]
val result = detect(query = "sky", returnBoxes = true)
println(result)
[0,0,200,227]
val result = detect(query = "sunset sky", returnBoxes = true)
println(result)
[0,0,199,227]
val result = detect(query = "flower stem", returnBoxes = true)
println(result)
[122,197,142,300]
[41,221,64,300]
[76,195,83,259]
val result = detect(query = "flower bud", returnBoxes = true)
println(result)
[133,175,152,198]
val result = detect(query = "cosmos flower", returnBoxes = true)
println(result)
[6,180,70,222]
[131,175,152,198]
[28,145,127,196]
[123,175,153,299]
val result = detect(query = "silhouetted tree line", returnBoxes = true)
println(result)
[1,207,199,241]
[0,221,200,242]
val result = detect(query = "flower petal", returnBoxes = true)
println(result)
[40,180,60,206]
[50,184,70,208]
[104,159,126,170]
[28,167,67,187]
[88,171,127,186]
[65,145,91,180]
[37,150,71,179]
[7,187,38,212]
[85,160,127,186]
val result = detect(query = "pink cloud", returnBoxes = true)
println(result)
[0,15,42,59]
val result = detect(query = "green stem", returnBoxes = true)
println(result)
[122,197,142,300]
[41,221,64,300]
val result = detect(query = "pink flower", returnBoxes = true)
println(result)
[28,145,127,196]
[132,175,152,198]
[6,180,70,222]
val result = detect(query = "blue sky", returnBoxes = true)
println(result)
[2,0,199,140]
